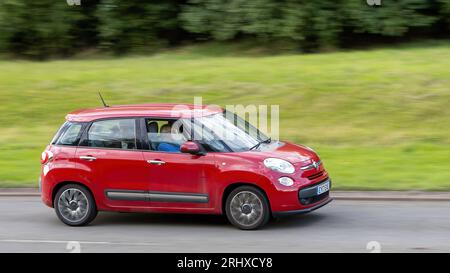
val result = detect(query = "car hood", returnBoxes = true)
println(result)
[238,141,320,166]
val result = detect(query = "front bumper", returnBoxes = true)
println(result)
[269,177,332,216]
[272,197,333,217]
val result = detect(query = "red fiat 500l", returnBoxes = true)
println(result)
[40,103,332,230]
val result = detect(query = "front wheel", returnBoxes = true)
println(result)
[225,186,270,230]
[54,184,97,226]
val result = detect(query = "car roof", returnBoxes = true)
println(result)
[66,103,224,122]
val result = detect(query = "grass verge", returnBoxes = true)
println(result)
[0,41,449,189]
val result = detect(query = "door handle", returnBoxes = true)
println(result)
[79,156,97,161]
[147,160,165,165]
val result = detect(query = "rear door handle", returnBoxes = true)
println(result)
[147,160,165,165]
[79,156,97,161]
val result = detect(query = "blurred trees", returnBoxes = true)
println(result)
[182,0,443,50]
[97,0,186,53]
[0,0,448,58]
[0,0,99,58]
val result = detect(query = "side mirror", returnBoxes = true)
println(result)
[180,141,204,155]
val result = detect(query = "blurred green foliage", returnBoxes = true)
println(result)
[0,0,96,57]
[182,0,437,47]
[0,0,449,58]
[97,0,183,52]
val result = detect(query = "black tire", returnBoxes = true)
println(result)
[54,184,97,226]
[225,186,270,230]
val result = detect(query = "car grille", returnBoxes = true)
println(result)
[298,178,331,205]
[307,171,324,180]
[299,191,329,205]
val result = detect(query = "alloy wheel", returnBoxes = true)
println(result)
[57,188,90,223]
[229,191,264,227]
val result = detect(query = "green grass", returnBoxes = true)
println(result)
[0,41,449,189]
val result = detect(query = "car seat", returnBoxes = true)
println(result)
[147,121,159,150]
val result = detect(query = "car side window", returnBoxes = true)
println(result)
[146,119,187,153]
[55,122,82,146]
[87,119,137,149]
[188,120,227,152]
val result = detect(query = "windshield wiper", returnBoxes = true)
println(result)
[249,137,271,151]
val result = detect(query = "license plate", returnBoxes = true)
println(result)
[317,181,330,195]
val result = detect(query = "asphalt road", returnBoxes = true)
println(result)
[0,196,449,253]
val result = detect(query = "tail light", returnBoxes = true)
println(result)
[41,151,54,165]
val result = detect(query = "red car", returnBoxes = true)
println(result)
[40,103,332,230]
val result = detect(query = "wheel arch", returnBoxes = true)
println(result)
[51,181,95,208]
[221,182,272,215]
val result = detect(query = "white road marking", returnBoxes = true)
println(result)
[0,239,159,246]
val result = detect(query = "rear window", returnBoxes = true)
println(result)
[87,119,137,149]
[52,122,83,146]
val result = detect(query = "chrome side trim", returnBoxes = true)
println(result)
[105,190,209,203]
[106,190,147,201]
[148,192,208,203]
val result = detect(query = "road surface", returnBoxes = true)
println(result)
[0,196,449,252]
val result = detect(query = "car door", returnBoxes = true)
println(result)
[142,151,217,209]
[75,118,150,208]
[141,118,218,210]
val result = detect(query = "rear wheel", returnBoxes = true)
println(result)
[225,186,270,230]
[54,184,97,226]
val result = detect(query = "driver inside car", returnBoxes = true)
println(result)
[156,123,182,152]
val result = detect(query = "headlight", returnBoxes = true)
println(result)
[278,177,294,186]
[263,158,295,174]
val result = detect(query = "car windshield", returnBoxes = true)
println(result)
[182,111,269,152]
